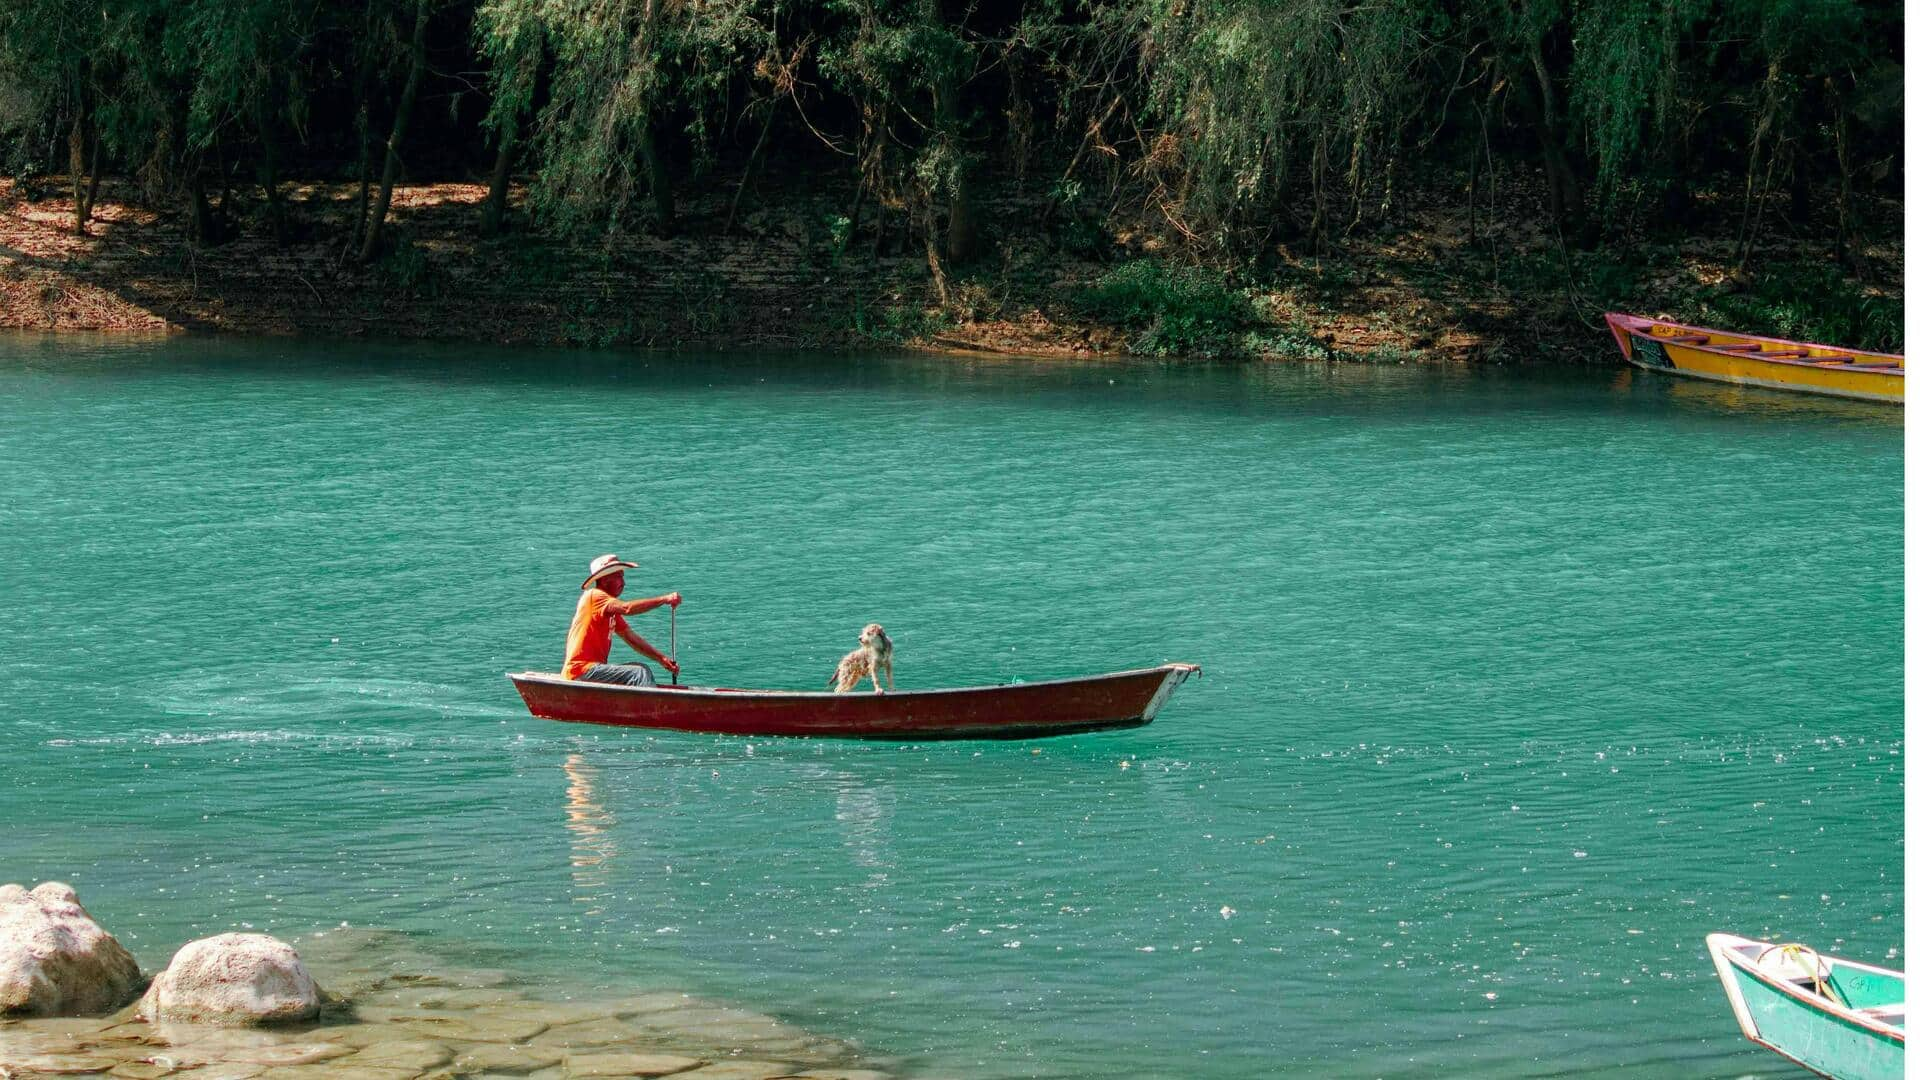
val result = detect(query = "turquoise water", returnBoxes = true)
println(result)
[0,333,1900,1077]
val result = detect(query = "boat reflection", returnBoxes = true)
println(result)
[831,771,896,889]
[1625,366,1903,423]
[562,752,617,916]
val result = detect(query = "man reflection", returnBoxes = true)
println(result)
[563,753,616,915]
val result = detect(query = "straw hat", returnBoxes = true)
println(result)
[582,554,637,589]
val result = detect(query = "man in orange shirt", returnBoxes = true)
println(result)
[564,554,682,685]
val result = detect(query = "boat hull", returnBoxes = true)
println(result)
[1606,313,1903,404]
[1707,933,1906,1080]
[507,664,1200,739]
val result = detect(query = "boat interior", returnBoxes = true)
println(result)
[1625,319,1904,370]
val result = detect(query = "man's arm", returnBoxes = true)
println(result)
[607,591,681,617]
[615,622,679,675]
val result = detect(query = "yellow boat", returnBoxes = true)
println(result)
[1606,313,1903,404]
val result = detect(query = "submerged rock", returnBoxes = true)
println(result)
[450,1040,565,1074]
[0,881,144,1017]
[394,1008,550,1044]
[341,1037,453,1071]
[4,922,888,1079]
[138,933,322,1026]
[673,1061,800,1080]
[562,1051,705,1077]
[531,1016,648,1050]
[0,1051,123,1074]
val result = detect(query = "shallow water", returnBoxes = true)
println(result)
[0,333,1900,1077]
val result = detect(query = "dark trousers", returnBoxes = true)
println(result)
[580,662,656,687]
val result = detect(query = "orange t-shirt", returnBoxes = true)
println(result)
[562,589,630,679]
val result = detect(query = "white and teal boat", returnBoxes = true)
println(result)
[1707,933,1905,1079]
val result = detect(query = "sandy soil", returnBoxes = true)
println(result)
[0,174,1900,363]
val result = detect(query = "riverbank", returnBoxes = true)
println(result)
[0,925,901,1079]
[0,174,1901,362]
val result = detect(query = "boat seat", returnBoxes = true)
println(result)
[1662,334,1711,345]
[1860,1004,1905,1025]
[1717,343,1764,351]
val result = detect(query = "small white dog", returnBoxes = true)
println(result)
[829,623,894,693]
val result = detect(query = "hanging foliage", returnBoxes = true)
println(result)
[0,0,1901,265]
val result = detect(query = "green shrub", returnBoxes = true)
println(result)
[370,235,443,299]
[1684,267,1902,354]
[1244,323,1334,361]
[1354,342,1422,364]
[1081,259,1256,359]
[854,301,953,344]
[669,267,730,335]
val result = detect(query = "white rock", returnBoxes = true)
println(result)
[138,933,322,1026]
[0,881,144,1016]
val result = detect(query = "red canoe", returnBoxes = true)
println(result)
[506,663,1201,739]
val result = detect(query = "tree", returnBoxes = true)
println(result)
[0,0,111,232]
[473,0,542,236]
[360,0,431,261]
[159,0,320,246]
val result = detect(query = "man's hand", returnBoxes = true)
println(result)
[663,592,682,608]
[661,657,680,676]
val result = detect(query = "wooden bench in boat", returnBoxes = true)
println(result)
[1710,342,1821,360]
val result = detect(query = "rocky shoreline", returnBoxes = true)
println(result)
[1,887,901,1080]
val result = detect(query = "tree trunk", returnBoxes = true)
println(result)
[349,101,374,259]
[81,129,102,224]
[1832,100,1852,265]
[1735,59,1783,271]
[1465,138,1478,248]
[1656,176,1691,227]
[945,174,976,266]
[1787,145,1813,225]
[189,170,214,244]
[921,195,949,305]
[638,123,674,235]
[360,0,430,263]
[254,71,288,246]
[934,86,975,265]
[924,0,974,267]
[848,112,883,252]
[68,79,92,235]
[343,0,379,262]
[1523,44,1585,238]
[1308,130,1329,252]
[724,103,776,235]
[479,109,517,238]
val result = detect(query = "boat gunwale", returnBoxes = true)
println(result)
[505,662,1200,701]
[1706,932,1906,1047]
[1609,314,1905,372]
